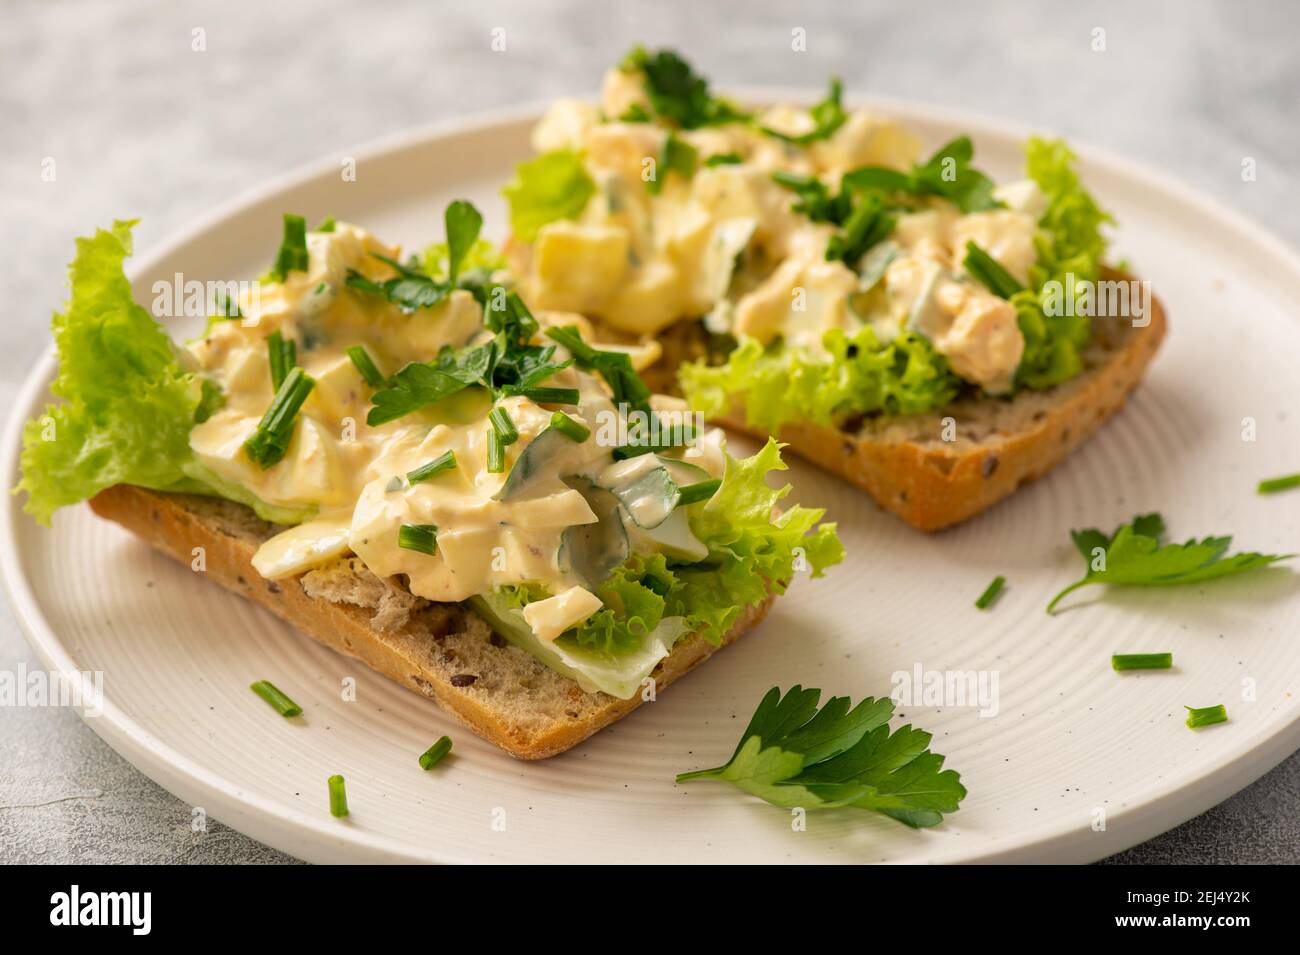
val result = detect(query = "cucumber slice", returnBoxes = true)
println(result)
[494,426,570,500]
[468,591,687,699]
[559,478,630,589]
[627,507,709,563]
[605,455,711,530]
[856,239,901,292]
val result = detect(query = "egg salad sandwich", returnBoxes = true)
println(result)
[503,47,1167,530]
[16,204,842,758]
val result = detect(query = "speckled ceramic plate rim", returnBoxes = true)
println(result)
[4,93,1299,864]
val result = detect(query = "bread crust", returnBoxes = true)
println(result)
[707,282,1168,531]
[88,485,772,759]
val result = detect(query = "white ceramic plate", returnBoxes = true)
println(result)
[5,96,1300,864]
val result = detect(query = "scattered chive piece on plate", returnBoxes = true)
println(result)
[406,450,457,483]
[489,405,518,445]
[487,428,506,473]
[676,478,722,507]
[1112,652,1173,671]
[550,411,590,443]
[249,680,302,717]
[1184,704,1228,729]
[1258,473,1300,494]
[520,386,580,405]
[398,523,438,555]
[346,345,386,387]
[419,736,454,770]
[975,575,1006,610]
[327,774,349,817]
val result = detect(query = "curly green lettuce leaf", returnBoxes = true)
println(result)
[569,552,677,654]
[681,328,959,432]
[680,438,844,641]
[1025,137,1112,291]
[1011,286,1089,390]
[17,221,203,524]
[1014,137,1113,390]
[17,221,316,527]
[502,150,596,241]
[677,685,967,828]
[474,442,842,692]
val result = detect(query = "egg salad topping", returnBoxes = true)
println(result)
[507,49,1111,412]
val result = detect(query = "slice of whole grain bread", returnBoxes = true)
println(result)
[88,485,772,759]
[648,273,1167,531]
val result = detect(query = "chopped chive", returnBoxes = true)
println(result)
[249,680,302,717]
[346,345,386,387]
[327,774,349,817]
[704,152,743,167]
[489,406,518,445]
[267,330,297,390]
[419,736,453,770]
[613,417,697,460]
[1112,652,1173,671]
[315,215,337,233]
[487,429,506,473]
[963,241,1024,299]
[676,478,722,507]
[550,411,590,443]
[212,289,241,319]
[519,386,580,405]
[398,523,438,555]
[407,450,457,483]
[244,367,315,469]
[1258,473,1300,494]
[975,575,1006,610]
[270,213,309,283]
[1184,704,1228,729]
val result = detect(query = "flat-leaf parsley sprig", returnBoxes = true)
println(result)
[1047,512,1293,613]
[677,685,966,828]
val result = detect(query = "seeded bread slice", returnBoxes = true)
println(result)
[87,484,772,759]
[648,276,1166,532]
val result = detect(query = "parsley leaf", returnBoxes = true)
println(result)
[366,362,474,426]
[1048,513,1293,613]
[772,173,894,267]
[545,325,651,413]
[677,686,967,828]
[443,199,483,286]
[346,200,499,314]
[620,46,749,129]
[771,171,850,223]
[346,254,450,313]
[842,135,1001,214]
[759,76,847,146]
[366,292,570,426]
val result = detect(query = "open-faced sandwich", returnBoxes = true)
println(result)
[16,205,842,758]
[504,48,1167,530]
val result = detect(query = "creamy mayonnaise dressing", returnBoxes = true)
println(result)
[185,222,723,644]
[521,68,1049,394]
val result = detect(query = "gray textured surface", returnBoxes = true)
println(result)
[2,0,1298,865]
